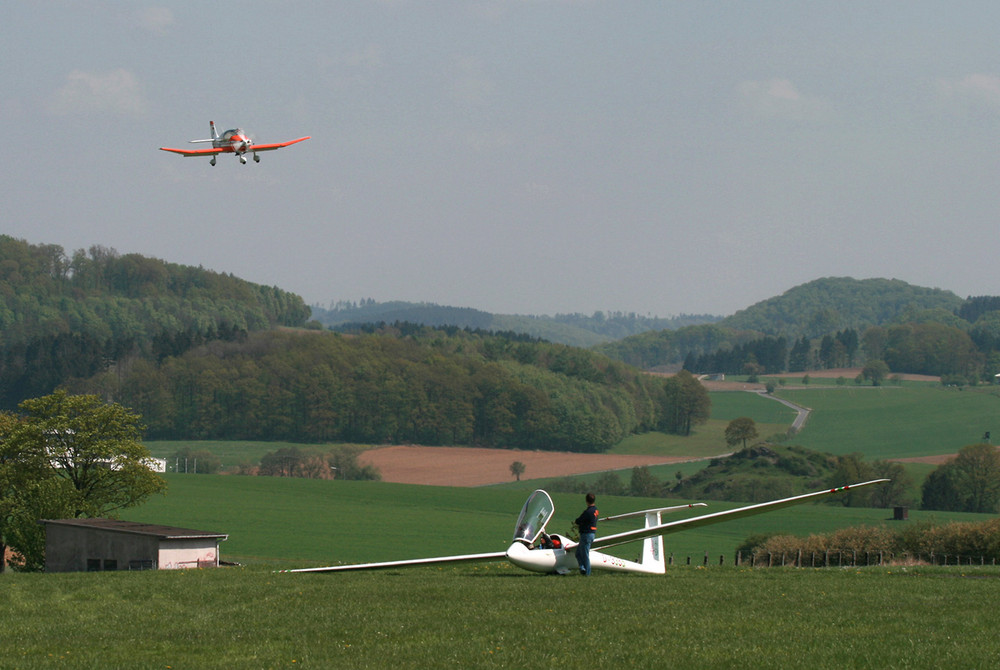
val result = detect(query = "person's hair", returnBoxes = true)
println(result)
[586,492,596,505]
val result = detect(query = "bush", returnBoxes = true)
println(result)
[741,518,1000,565]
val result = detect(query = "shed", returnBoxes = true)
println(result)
[41,518,228,572]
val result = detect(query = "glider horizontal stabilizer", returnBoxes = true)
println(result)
[602,502,707,522]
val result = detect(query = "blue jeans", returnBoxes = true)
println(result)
[576,532,595,576]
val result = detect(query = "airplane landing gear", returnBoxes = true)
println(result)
[210,157,216,166]
[239,154,247,164]
[253,154,260,163]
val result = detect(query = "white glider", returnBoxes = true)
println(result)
[283,479,889,575]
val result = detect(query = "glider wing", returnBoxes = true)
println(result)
[280,550,508,573]
[593,479,890,551]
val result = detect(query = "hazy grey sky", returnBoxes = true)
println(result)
[3,2,999,316]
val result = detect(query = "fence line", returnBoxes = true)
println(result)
[665,551,1000,568]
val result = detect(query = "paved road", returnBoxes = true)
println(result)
[753,390,811,433]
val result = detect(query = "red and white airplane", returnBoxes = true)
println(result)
[160,121,310,165]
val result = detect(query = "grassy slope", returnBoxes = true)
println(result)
[779,384,1000,459]
[5,565,1000,668]
[120,476,989,568]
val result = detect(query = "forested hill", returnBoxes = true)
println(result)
[720,277,963,337]
[595,277,986,374]
[312,299,720,347]
[72,326,672,452]
[0,236,310,409]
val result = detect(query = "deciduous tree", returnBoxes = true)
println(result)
[861,360,890,386]
[12,391,166,519]
[2,391,166,570]
[921,443,1000,513]
[724,417,758,450]
[660,370,710,436]
[509,461,526,482]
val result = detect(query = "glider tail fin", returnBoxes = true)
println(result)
[640,510,666,573]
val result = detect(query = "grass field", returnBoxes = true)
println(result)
[5,564,1000,668]
[10,476,1000,667]
[118,476,991,568]
[607,390,797,460]
[779,385,1000,459]
[145,440,310,472]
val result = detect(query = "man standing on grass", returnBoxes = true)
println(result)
[575,492,598,576]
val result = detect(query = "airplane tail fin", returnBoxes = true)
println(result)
[188,121,221,144]
[640,510,666,573]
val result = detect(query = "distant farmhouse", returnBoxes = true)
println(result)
[144,457,167,473]
[41,519,228,572]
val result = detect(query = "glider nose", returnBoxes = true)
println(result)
[505,542,558,574]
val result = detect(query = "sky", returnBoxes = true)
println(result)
[3,2,1000,318]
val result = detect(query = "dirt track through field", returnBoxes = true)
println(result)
[358,445,697,487]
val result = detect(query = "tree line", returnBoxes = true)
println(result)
[0,236,311,409]
[681,322,986,382]
[72,327,711,452]
[599,278,1000,383]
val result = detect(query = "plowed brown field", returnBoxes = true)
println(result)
[358,445,696,487]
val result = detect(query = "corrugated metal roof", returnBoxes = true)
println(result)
[41,518,228,540]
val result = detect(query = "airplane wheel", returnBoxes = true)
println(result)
[254,155,260,163]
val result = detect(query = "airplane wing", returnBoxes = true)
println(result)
[592,479,889,551]
[248,136,310,152]
[159,146,227,157]
[279,550,508,573]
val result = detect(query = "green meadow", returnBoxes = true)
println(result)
[5,559,1000,668]
[778,385,1000,459]
[118,475,990,568]
[8,476,1000,667]
[8,381,1000,667]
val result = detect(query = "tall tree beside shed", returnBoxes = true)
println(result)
[0,412,41,572]
[12,391,166,518]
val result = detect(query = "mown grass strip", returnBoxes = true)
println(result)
[4,565,999,668]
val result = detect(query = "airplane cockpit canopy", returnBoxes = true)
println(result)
[512,489,554,545]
